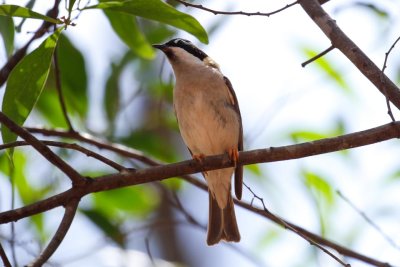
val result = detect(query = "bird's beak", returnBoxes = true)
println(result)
[152,44,166,51]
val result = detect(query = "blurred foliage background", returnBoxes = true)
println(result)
[1,0,400,266]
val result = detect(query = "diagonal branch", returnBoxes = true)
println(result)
[0,112,84,186]
[28,199,79,267]
[298,0,400,110]
[0,242,11,267]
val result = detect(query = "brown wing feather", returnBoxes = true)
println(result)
[223,76,243,200]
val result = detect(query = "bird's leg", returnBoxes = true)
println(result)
[227,148,239,167]
[192,153,206,162]
[192,153,207,175]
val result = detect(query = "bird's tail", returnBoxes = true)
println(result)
[207,190,240,245]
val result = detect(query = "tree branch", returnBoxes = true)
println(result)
[301,44,334,67]
[28,199,79,267]
[0,242,11,267]
[174,0,298,17]
[0,112,84,186]
[2,121,399,224]
[0,140,126,171]
[1,122,399,266]
[299,0,400,110]
[25,127,158,166]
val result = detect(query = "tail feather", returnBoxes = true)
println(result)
[207,190,240,245]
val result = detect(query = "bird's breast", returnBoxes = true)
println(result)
[173,71,240,156]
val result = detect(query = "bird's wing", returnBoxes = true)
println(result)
[223,76,243,200]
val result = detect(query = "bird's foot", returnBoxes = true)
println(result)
[227,148,239,167]
[192,153,208,175]
[192,153,206,162]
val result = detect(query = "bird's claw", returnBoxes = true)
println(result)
[227,148,239,167]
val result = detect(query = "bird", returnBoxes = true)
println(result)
[153,38,243,245]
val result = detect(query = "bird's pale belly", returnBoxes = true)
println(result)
[176,95,239,157]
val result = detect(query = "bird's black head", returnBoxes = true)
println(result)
[153,38,208,61]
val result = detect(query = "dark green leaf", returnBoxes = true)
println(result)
[104,63,121,128]
[104,51,134,129]
[35,87,68,128]
[121,130,178,162]
[68,0,77,14]
[0,5,61,24]
[80,208,126,246]
[1,27,63,144]
[104,11,154,59]
[57,34,88,118]
[86,0,208,43]
[0,16,14,57]
[15,0,36,32]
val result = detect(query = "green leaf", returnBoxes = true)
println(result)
[0,5,61,24]
[93,185,159,217]
[0,16,14,57]
[103,51,134,130]
[290,131,328,142]
[57,34,88,118]
[245,164,262,176]
[68,0,77,14]
[303,171,334,206]
[104,63,121,128]
[35,87,68,128]
[86,0,208,43]
[302,47,350,93]
[1,27,63,144]
[80,208,126,246]
[104,11,154,59]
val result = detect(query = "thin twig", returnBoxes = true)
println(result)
[53,41,75,131]
[0,112,84,186]
[243,183,350,267]
[28,199,80,267]
[0,140,126,171]
[0,241,11,267]
[301,45,335,67]
[380,36,400,122]
[337,190,400,250]
[174,0,298,17]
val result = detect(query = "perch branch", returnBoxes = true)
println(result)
[1,121,399,224]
